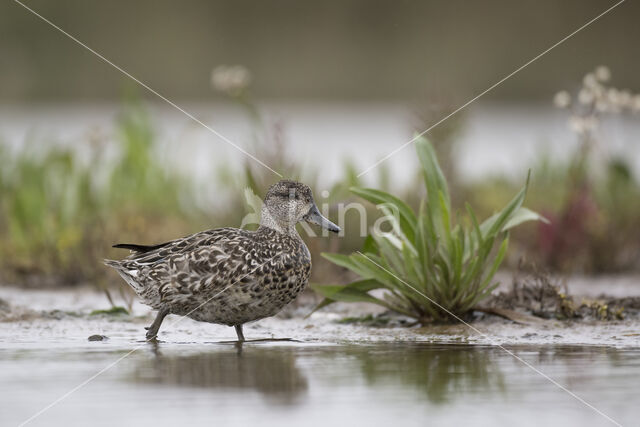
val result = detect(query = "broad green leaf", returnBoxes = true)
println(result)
[480,171,531,238]
[504,207,550,230]
[309,280,397,316]
[311,279,384,299]
[479,236,509,293]
[416,136,450,210]
[350,187,416,239]
[466,203,483,245]
[362,234,378,253]
[372,232,406,276]
[321,253,361,272]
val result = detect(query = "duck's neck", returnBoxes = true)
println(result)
[259,205,300,238]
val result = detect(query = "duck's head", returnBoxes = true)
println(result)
[261,180,340,234]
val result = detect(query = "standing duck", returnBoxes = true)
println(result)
[105,180,339,341]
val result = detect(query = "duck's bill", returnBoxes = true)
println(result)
[304,205,341,233]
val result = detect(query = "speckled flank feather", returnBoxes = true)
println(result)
[103,180,333,334]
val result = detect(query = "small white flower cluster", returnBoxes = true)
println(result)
[211,65,252,95]
[554,66,640,136]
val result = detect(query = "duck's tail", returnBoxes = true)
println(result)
[103,259,121,269]
[104,259,146,295]
[103,244,159,270]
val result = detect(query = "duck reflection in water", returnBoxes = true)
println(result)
[134,345,308,405]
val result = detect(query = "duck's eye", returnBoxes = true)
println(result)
[289,190,300,200]
[277,190,296,199]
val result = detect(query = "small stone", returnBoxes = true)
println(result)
[88,334,108,341]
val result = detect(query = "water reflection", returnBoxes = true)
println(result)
[3,334,639,427]
[132,342,508,406]
[133,344,308,405]
[346,344,506,404]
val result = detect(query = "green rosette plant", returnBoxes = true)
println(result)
[312,136,546,322]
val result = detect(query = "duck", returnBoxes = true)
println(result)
[105,180,340,342]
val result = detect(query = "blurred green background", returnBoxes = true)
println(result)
[1,0,638,102]
[1,0,639,295]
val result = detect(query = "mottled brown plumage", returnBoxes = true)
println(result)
[105,180,339,341]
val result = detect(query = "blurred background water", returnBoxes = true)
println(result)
[2,102,640,188]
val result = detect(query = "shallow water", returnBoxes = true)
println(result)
[1,287,639,426]
[2,338,639,427]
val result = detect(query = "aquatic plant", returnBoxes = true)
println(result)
[539,67,640,272]
[463,67,640,273]
[313,137,545,322]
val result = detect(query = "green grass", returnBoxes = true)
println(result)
[312,137,546,323]
[0,100,204,285]
[89,306,129,316]
[3,72,640,295]
[463,154,640,273]
[0,98,384,289]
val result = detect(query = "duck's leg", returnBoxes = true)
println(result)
[234,324,245,342]
[145,307,170,340]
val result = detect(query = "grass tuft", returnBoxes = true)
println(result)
[89,306,129,316]
[313,137,546,323]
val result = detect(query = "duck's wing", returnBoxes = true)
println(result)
[112,242,172,253]
[107,228,265,306]
[109,229,221,265]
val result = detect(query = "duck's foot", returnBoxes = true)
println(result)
[234,325,245,342]
[145,307,170,341]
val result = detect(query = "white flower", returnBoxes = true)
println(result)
[578,88,594,105]
[553,90,571,108]
[569,115,598,134]
[619,90,632,108]
[569,116,585,133]
[211,65,252,94]
[595,99,609,113]
[583,73,598,88]
[594,66,611,82]
[632,95,640,113]
[606,88,622,111]
[591,84,605,100]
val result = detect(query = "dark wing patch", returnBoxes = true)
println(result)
[113,242,173,253]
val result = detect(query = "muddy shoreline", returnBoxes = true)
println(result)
[1,283,639,348]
